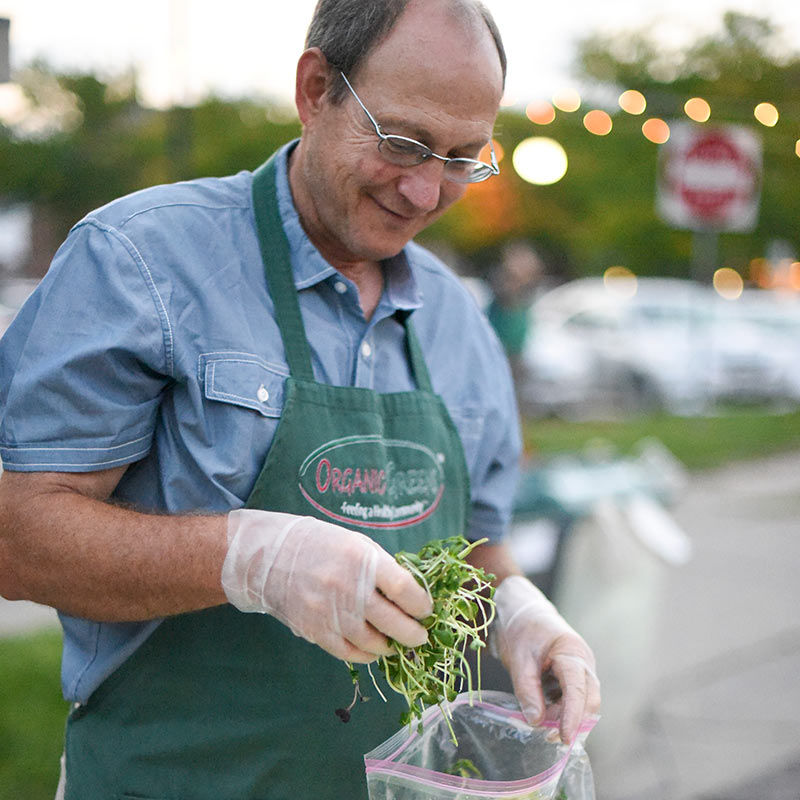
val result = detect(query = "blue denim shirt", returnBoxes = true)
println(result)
[0,142,521,703]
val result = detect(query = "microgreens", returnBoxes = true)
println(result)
[336,536,496,745]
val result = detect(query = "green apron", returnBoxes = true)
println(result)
[63,155,470,800]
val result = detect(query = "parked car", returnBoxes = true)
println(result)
[519,277,789,417]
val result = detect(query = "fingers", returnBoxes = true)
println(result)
[507,646,546,726]
[547,653,601,744]
[365,589,429,648]
[374,549,433,621]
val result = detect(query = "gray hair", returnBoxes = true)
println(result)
[305,0,507,103]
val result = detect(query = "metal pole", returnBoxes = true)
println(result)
[0,18,10,83]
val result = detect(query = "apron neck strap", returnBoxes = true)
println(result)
[251,154,434,392]
[252,154,316,381]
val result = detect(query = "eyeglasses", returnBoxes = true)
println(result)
[339,71,499,184]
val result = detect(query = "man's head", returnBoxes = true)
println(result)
[305,0,507,103]
[290,0,506,270]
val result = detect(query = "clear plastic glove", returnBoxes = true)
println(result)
[221,509,432,663]
[490,575,601,744]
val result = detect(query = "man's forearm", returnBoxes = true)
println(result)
[0,471,228,622]
[466,540,524,587]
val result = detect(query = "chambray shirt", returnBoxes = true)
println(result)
[0,141,521,703]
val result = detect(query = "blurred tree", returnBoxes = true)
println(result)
[0,63,300,276]
[424,12,800,282]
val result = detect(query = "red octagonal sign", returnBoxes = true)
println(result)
[657,122,762,232]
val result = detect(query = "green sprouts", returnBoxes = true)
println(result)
[337,536,496,744]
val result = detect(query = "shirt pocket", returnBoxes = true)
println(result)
[199,352,287,418]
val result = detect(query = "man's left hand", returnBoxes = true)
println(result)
[490,575,601,744]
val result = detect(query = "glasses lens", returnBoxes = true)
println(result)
[444,159,493,184]
[379,136,431,166]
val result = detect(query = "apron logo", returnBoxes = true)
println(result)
[297,435,445,529]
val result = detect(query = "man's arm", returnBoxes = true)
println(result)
[0,468,228,621]
[0,469,433,663]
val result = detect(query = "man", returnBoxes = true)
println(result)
[0,1,599,797]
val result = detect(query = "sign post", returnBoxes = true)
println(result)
[656,122,762,281]
[0,18,10,83]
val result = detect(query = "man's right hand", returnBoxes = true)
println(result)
[222,509,432,662]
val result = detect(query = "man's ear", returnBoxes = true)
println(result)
[295,48,332,125]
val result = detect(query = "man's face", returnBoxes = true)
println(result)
[294,1,504,268]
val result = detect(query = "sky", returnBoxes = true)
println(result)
[2,0,800,111]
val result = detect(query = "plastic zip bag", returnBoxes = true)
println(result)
[364,690,598,800]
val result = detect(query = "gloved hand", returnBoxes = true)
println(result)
[491,575,601,744]
[221,509,432,663]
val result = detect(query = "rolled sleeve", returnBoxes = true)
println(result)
[0,219,171,472]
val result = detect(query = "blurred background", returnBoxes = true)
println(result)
[1,2,799,799]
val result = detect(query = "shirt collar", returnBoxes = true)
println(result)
[271,141,423,312]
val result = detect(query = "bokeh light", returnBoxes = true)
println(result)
[754,102,779,127]
[618,90,646,115]
[552,89,581,113]
[713,267,744,300]
[642,118,670,144]
[795,139,800,158]
[526,101,556,125]
[603,266,638,299]
[583,109,613,136]
[684,97,711,122]
[512,137,568,185]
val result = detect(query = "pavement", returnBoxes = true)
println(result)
[582,448,800,800]
[1,448,799,799]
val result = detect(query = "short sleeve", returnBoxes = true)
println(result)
[0,219,172,471]
[464,334,522,543]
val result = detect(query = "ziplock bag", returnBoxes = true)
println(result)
[364,690,598,800]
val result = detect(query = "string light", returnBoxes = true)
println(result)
[684,97,711,122]
[642,118,670,144]
[754,102,779,127]
[583,109,613,136]
[526,101,556,125]
[515,87,796,156]
[619,90,646,115]
[552,88,581,113]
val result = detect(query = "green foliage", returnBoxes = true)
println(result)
[0,630,66,800]
[523,408,800,471]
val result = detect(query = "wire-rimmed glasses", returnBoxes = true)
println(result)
[339,72,499,184]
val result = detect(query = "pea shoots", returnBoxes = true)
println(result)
[337,536,496,744]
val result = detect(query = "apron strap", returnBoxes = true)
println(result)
[252,154,434,393]
[397,311,434,393]
[251,155,316,381]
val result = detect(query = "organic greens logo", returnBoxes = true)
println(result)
[298,435,445,529]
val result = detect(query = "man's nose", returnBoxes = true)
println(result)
[396,160,446,212]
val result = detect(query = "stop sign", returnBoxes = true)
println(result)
[657,122,762,232]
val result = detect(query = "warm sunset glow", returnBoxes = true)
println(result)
[754,102,779,127]
[583,109,613,136]
[526,101,556,125]
[684,97,711,122]
[642,118,670,144]
[552,88,581,113]
[618,90,646,115]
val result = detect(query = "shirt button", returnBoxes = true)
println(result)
[257,384,270,403]
[334,280,348,294]
[361,341,372,359]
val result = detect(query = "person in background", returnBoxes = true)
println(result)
[487,239,545,395]
[0,1,599,798]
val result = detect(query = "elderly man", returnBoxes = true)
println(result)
[0,1,599,797]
